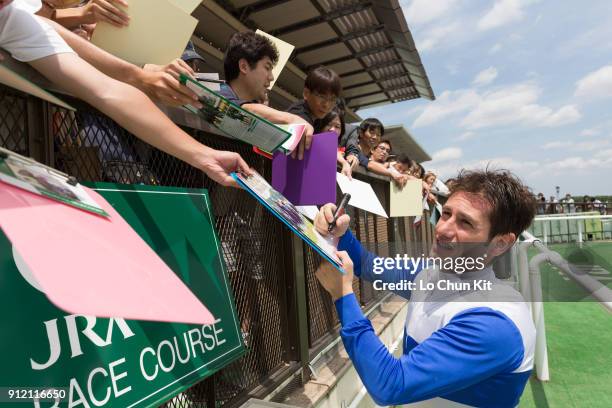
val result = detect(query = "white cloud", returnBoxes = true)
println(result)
[489,43,502,54]
[557,23,612,59]
[414,82,581,129]
[460,83,581,129]
[418,23,461,51]
[575,65,612,100]
[542,139,610,151]
[413,89,480,127]
[472,67,498,87]
[455,131,477,141]
[580,128,600,137]
[426,156,540,183]
[403,0,459,25]
[432,147,463,162]
[595,149,612,159]
[478,0,527,31]
[542,141,572,150]
[545,155,612,171]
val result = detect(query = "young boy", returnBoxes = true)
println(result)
[221,31,314,159]
[286,66,342,132]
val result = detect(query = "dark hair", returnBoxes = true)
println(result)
[321,107,345,137]
[375,139,392,151]
[396,154,412,166]
[305,66,342,97]
[446,168,536,239]
[416,163,425,179]
[223,31,279,82]
[359,118,384,136]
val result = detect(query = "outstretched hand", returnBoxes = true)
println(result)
[79,0,130,27]
[290,122,314,160]
[137,70,202,108]
[196,148,253,188]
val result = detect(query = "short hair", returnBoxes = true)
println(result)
[396,154,412,166]
[376,139,392,151]
[446,168,536,239]
[305,66,342,97]
[223,31,279,82]
[321,107,345,136]
[359,118,384,136]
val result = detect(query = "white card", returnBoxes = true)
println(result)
[336,173,387,218]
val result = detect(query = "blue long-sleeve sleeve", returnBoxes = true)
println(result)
[337,230,422,300]
[334,294,526,407]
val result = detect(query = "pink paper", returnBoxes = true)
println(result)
[0,182,215,325]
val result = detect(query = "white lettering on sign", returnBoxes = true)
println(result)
[30,315,135,371]
[139,319,225,381]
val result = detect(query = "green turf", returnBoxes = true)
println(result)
[519,302,612,407]
[519,241,612,407]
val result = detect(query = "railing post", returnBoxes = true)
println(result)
[289,234,311,384]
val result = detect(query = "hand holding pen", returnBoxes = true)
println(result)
[313,196,351,240]
[328,193,351,232]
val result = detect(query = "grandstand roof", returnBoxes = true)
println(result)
[192,0,435,120]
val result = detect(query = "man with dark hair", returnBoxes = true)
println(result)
[286,66,342,132]
[340,118,383,168]
[369,139,392,164]
[340,119,405,185]
[221,31,314,159]
[313,169,537,407]
[389,153,412,174]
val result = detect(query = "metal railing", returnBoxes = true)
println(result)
[529,213,612,243]
[0,77,434,407]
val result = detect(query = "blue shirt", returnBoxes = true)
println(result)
[218,83,257,107]
[336,230,536,407]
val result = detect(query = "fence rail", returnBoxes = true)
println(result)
[0,78,435,407]
[529,214,612,243]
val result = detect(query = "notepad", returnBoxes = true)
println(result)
[272,131,337,205]
[336,172,387,217]
[181,75,292,153]
[255,30,295,90]
[233,171,343,273]
[91,0,198,66]
[0,147,106,216]
[0,183,215,325]
[390,179,423,217]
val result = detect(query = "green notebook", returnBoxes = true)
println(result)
[180,74,291,153]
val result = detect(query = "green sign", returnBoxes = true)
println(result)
[0,183,244,407]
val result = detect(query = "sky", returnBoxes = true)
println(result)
[359,0,612,197]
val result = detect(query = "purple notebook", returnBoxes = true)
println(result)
[272,131,337,206]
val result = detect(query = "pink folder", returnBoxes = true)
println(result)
[0,182,215,325]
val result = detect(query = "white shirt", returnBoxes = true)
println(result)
[19,0,43,13]
[0,1,74,62]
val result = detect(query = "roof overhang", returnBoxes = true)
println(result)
[383,124,431,163]
[191,0,434,119]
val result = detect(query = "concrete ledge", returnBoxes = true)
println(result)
[272,295,408,407]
